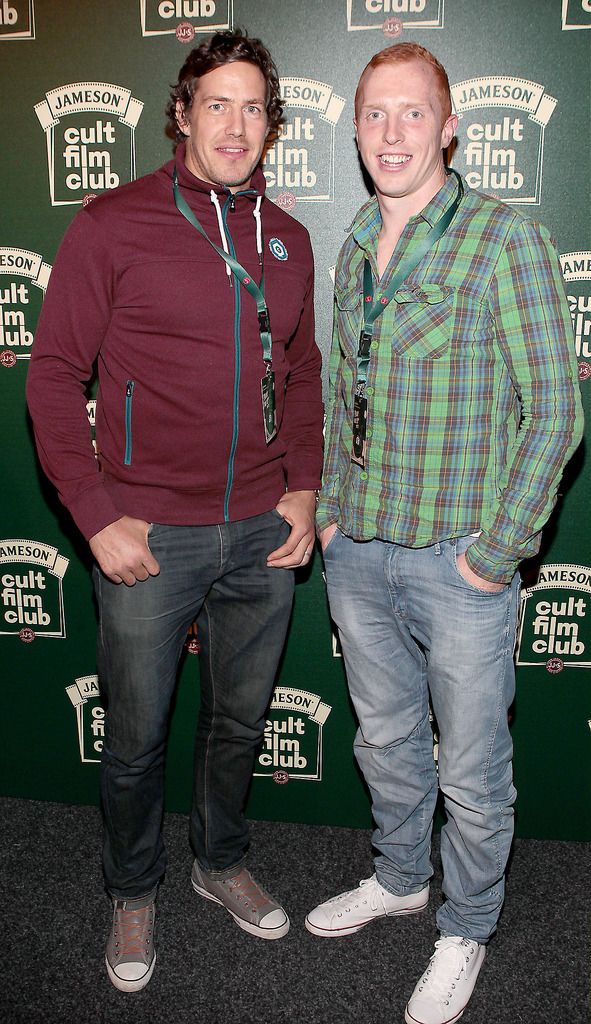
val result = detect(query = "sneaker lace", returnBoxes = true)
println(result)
[337,876,383,913]
[114,905,152,957]
[419,938,470,1001]
[226,871,268,911]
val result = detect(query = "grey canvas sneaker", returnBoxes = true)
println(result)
[191,860,289,939]
[105,895,156,992]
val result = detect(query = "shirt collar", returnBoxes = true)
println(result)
[349,170,464,248]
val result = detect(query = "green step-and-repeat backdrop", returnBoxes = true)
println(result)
[1,0,590,840]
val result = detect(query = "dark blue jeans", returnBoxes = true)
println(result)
[94,510,293,900]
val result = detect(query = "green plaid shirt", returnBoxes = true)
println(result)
[317,173,584,583]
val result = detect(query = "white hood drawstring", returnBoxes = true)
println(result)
[210,190,232,284]
[253,195,263,266]
[210,190,265,282]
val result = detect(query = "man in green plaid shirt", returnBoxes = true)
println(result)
[306,43,583,1024]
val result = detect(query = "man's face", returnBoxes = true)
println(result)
[354,59,457,210]
[176,61,269,192]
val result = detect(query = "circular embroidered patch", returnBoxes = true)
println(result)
[578,360,591,382]
[273,770,289,785]
[1,351,17,368]
[19,628,35,644]
[269,238,288,261]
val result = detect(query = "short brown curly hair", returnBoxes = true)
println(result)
[166,29,284,145]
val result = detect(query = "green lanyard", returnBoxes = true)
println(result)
[351,170,464,468]
[172,167,272,364]
[356,168,464,386]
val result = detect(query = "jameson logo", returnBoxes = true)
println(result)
[140,0,232,35]
[346,0,443,30]
[0,539,69,639]
[34,83,144,206]
[263,79,345,203]
[560,251,591,377]
[0,0,34,40]
[65,675,104,763]
[0,247,51,365]
[516,564,591,670]
[254,686,332,781]
[451,76,557,204]
[561,0,591,29]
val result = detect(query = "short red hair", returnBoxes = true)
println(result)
[354,42,452,125]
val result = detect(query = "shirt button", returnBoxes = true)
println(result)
[366,386,374,396]
[370,340,378,350]
[366,428,373,437]
[360,472,368,480]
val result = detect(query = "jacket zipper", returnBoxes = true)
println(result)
[124,379,135,465]
[221,196,241,522]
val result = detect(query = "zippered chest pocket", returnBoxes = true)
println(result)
[124,379,135,465]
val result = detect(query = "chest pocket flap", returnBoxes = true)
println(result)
[391,283,453,359]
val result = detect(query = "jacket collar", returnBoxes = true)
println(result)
[166,141,266,203]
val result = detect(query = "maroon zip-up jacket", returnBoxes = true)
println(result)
[26,145,324,540]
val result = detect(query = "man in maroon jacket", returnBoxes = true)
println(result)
[27,30,323,992]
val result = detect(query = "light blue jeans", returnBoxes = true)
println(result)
[323,530,520,943]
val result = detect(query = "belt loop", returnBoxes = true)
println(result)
[434,541,442,556]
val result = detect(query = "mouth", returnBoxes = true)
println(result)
[378,153,412,167]
[217,146,248,158]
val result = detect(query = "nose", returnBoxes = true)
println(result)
[383,113,402,146]
[226,108,245,137]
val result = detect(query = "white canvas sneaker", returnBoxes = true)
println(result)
[305,874,429,937]
[405,936,486,1024]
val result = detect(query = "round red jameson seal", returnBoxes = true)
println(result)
[1,351,17,368]
[578,361,591,382]
[274,192,296,212]
[546,657,564,674]
[82,193,97,207]
[176,21,195,43]
[272,770,289,785]
[383,17,403,38]
[19,628,35,644]
[185,637,200,655]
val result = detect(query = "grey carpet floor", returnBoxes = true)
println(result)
[0,797,589,1023]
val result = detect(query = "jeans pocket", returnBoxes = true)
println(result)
[321,526,341,558]
[451,536,508,596]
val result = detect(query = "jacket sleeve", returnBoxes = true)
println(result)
[26,207,123,540]
[464,218,584,583]
[280,234,324,492]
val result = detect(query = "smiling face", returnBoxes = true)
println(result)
[176,61,269,192]
[354,59,457,215]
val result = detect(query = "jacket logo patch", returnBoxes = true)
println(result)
[269,238,288,261]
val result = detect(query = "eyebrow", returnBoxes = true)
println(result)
[201,94,266,105]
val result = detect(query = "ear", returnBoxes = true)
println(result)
[441,113,458,150]
[175,99,190,136]
[353,116,358,143]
